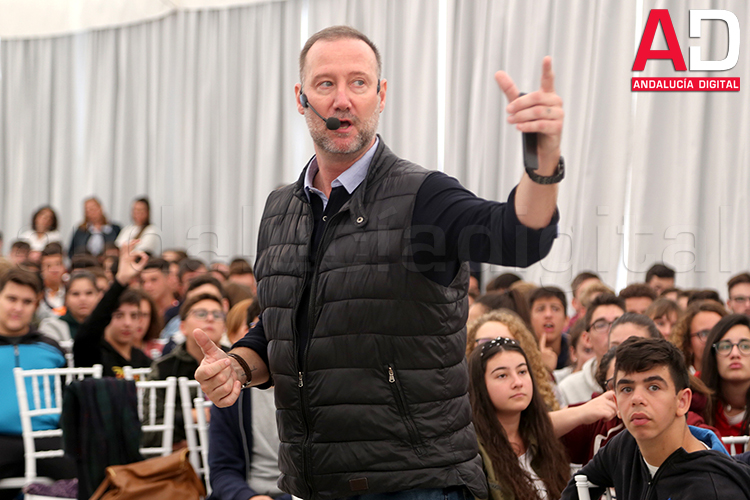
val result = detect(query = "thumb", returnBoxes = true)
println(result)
[495,70,520,103]
[194,328,225,361]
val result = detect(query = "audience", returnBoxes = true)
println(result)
[469,338,570,500]
[618,283,657,315]
[644,297,681,338]
[131,288,163,359]
[701,314,750,452]
[670,300,727,374]
[115,196,161,256]
[645,262,676,295]
[468,289,532,328]
[727,272,750,317]
[227,258,256,295]
[552,319,594,383]
[566,271,600,332]
[8,240,32,265]
[68,197,121,259]
[485,272,522,293]
[36,243,67,321]
[528,286,569,371]
[20,205,63,253]
[38,270,102,343]
[140,257,178,318]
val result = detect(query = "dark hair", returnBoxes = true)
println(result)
[180,293,224,321]
[133,197,151,225]
[528,286,568,313]
[728,273,750,296]
[186,274,225,299]
[687,289,722,306]
[178,258,206,282]
[143,257,170,275]
[131,288,162,341]
[475,290,532,329]
[645,263,675,283]
[584,293,625,330]
[486,273,522,293]
[223,282,254,309]
[568,318,587,350]
[118,289,142,309]
[228,258,254,277]
[615,337,690,393]
[700,314,750,432]
[31,205,58,232]
[41,242,64,258]
[645,297,681,322]
[70,254,100,270]
[610,312,662,341]
[468,342,569,500]
[670,300,727,369]
[571,271,600,298]
[66,270,99,295]
[299,26,382,83]
[618,283,657,301]
[11,240,31,253]
[659,287,681,297]
[0,267,43,295]
[162,249,189,264]
[596,346,618,391]
[247,297,261,326]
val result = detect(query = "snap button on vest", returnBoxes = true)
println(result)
[356,216,364,224]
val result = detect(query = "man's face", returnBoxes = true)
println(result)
[182,299,225,346]
[228,273,256,293]
[9,247,30,265]
[181,268,207,295]
[615,365,690,443]
[573,278,600,316]
[530,297,567,344]
[586,304,624,360]
[106,303,140,347]
[140,268,171,302]
[624,296,653,315]
[728,283,750,316]
[41,254,65,287]
[297,38,386,158]
[609,323,651,348]
[647,276,674,296]
[0,282,38,336]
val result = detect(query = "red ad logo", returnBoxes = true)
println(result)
[632,9,740,92]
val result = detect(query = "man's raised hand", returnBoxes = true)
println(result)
[194,328,242,407]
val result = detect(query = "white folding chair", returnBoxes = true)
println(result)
[193,396,214,496]
[57,340,74,368]
[123,365,152,381]
[178,377,206,473]
[136,376,177,458]
[574,474,613,500]
[722,435,750,456]
[0,364,103,491]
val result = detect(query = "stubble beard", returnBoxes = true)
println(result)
[307,106,380,156]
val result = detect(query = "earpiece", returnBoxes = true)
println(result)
[300,90,309,108]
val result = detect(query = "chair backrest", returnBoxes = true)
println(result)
[58,339,74,368]
[123,365,152,381]
[193,396,213,496]
[178,377,205,473]
[574,474,613,500]
[10,364,103,484]
[722,435,749,456]
[135,376,177,458]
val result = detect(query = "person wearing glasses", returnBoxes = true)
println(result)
[557,294,625,406]
[468,337,570,500]
[670,300,727,375]
[700,314,750,452]
[727,273,750,317]
[146,293,227,449]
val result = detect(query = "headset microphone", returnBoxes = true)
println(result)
[300,92,341,130]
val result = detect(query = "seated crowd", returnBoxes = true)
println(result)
[4,203,750,499]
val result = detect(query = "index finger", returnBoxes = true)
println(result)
[540,332,547,350]
[540,56,555,93]
[495,70,520,103]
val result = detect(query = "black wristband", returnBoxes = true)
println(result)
[228,353,253,389]
[526,156,565,185]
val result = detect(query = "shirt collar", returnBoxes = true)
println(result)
[304,137,379,200]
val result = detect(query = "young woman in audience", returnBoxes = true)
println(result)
[131,289,163,359]
[68,197,121,259]
[38,270,102,342]
[468,338,570,500]
[467,309,560,410]
[701,314,750,450]
[645,297,681,338]
[115,197,161,256]
[670,300,727,374]
[20,205,62,253]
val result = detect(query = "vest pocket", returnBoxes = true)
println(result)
[386,364,425,455]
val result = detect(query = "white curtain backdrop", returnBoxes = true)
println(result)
[1,0,749,299]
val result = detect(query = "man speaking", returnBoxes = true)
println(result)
[196,25,564,500]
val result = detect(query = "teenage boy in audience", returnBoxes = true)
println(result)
[146,293,227,447]
[566,271,600,332]
[8,240,32,265]
[645,263,676,295]
[561,337,750,499]
[0,268,75,498]
[558,294,625,406]
[529,286,569,371]
[227,258,256,295]
[163,258,208,323]
[73,241,151,377]
[727,272,750,317]
[36,243,67,320]
[619,283,657,315]
[140,257,178,319]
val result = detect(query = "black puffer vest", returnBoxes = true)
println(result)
[255,140,487,500]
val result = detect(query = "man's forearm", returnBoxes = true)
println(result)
[515,163,559,230]
[228,347,270,387]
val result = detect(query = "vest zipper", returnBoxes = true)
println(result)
[387,364,425,455]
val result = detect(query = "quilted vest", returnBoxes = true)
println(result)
[255,140,487,500]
